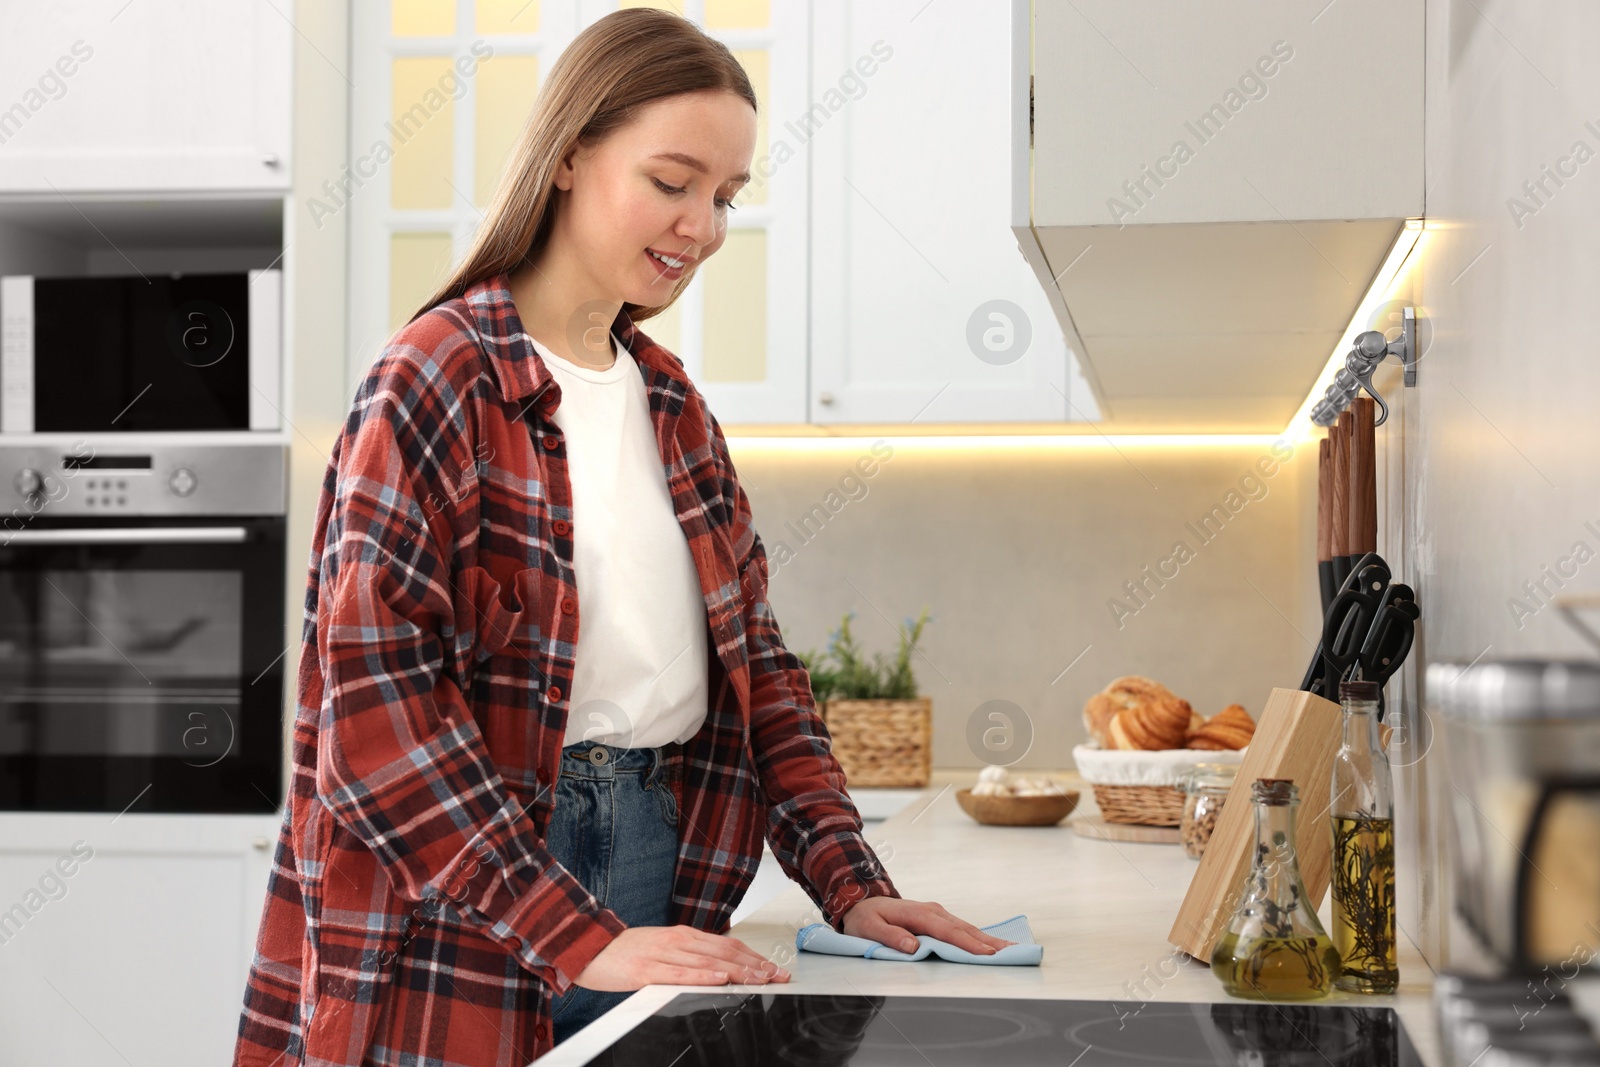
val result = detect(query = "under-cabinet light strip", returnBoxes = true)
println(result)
[726,433,1286,452]
[726,220,1425,451]
[1281,218,1426,440]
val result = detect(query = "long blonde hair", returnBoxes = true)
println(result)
[411,8,757,326]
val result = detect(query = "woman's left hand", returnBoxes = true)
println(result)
[840,897,1014,955]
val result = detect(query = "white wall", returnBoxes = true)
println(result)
[282,0,355,758]
[1378,0,1600,967]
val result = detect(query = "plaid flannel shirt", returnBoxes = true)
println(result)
[233,273,898,1067]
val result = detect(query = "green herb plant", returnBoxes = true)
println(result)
[797,607,932,703]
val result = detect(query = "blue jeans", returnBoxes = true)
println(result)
[548,741,679,1045]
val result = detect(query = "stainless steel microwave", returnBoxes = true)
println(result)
[0,270,281,434]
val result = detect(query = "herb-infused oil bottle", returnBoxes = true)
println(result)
[1329,678,1398,994]
[1211,779,1341,1000]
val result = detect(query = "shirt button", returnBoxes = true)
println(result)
[552,519,570,535]
[548,686,563,703]
[536,1020,550,1041]
[560,597,576,614]
[542,436,558,450]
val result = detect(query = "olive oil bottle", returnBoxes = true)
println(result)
[1211,779,1341,1000]
[1329,679,1399,994]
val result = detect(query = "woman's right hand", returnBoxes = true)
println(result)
[572,925,791,991]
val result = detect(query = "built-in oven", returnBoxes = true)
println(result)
[0,270,281,434]
[0,439,285,813]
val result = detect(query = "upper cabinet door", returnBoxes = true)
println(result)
[351,0,808,426]
[0,1,292,193]
[807,0,1083,426]
[1020,0,1424,432]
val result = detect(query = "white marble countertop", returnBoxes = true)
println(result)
[535,779,1442,1065]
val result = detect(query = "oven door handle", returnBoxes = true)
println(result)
[0,526,251,545]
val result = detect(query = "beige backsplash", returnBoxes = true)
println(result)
[730,437,1320,771]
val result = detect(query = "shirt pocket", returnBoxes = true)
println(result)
[451,559,547,674]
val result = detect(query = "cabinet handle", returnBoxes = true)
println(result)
[262,153,280,167]
[252,837,269,850]
[818,392,835,405]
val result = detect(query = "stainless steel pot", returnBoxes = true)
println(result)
[1431,659,1600,969]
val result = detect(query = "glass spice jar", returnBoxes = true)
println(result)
[1180,763,1239,860]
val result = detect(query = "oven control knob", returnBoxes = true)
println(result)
[15,467,44,507]
[168,467,198,497]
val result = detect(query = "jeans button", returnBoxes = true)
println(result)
[588,745,609,766]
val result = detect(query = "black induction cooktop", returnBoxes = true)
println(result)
[578,992,1422,1066]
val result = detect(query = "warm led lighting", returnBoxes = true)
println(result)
[1282,218,1426,440]
[722,219,1425,451]
[726,433,1288,453]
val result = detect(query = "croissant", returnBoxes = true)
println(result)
[1187,704,1256,750]
[1109,695,1195,751]
[1083,676,1180,748]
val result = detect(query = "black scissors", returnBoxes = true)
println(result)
[1300,553,1420,719]
[1299,552,1390,698]
[1355,583,1418,686]
[1353,583,1419,719]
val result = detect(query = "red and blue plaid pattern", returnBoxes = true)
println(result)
[232,273,898,1066]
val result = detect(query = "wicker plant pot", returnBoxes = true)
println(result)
[821,696,932,788]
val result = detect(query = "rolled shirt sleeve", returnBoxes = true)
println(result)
[708,417,901,929]
[313,359,624,993]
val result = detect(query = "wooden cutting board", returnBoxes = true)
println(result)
[1071,816,1181,845]
[1168,686,1344,961]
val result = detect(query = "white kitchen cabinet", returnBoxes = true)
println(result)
[0,1,292,193]
[806,0,1085,426]
[350,1,1089,428]
[0,812,280,1067]
[1015,0,1424,432]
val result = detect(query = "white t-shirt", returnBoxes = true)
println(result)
[531,330,710,749]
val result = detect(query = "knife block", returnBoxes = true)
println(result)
[1168,687,1344,962]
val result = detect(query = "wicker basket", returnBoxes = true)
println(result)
[1090,783,1186,826]
[822,697,932,788]
[1072,744,1245,828]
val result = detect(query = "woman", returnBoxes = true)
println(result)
[234,10,1006,1066]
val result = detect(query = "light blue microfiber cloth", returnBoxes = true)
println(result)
[794,914,1042,966]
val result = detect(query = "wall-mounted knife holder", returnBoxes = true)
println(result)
[1311,306,1418,428]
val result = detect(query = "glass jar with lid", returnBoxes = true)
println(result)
[1180,762,1238,859]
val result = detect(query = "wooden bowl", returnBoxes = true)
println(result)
[956,788,1080,827]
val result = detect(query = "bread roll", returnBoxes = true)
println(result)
[1187,704,1255,750]
[1083,693,1120,748]
[1084,676,1181,747]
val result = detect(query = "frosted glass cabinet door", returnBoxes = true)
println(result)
[577,0,809,426]
[807,0,1075,425]
[0,1,292,193]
